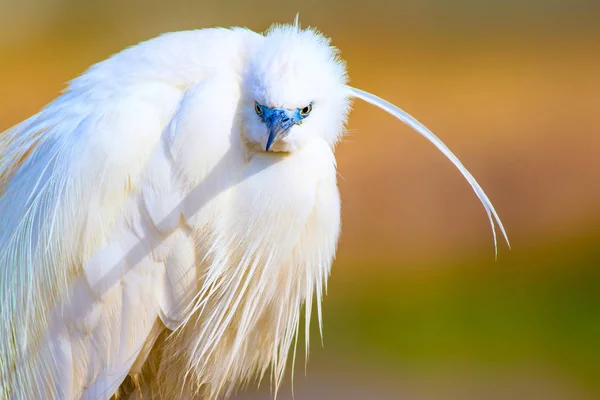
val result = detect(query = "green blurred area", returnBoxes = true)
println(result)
[325,241,600,385]
[1,1,599,398]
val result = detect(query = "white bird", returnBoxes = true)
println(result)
[0,20,508,400]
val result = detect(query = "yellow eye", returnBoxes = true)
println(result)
[299,104,312,116]
[255,102,263,115]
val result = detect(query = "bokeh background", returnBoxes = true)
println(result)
[1,1,599,399]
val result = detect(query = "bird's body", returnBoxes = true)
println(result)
[0,23,507,399]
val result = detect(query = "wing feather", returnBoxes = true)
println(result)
[0,27,262,398]
[0,72,183,400]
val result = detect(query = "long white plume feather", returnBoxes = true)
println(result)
[348,86,510,256]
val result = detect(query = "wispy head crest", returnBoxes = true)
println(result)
[347,87,510,257]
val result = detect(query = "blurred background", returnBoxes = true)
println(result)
[1,1,599,398]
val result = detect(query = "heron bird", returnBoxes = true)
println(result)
[0,20,508,400]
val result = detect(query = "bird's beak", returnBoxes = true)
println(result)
[265,109,300,151]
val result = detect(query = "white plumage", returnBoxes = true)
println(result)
[0,21,508,400]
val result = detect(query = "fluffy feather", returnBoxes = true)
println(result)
[0,23,506,400]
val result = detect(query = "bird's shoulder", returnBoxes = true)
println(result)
[69,27,264,93]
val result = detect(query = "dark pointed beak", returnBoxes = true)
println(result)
[265,109,299,151]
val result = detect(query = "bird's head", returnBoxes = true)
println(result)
[241,24,350,153]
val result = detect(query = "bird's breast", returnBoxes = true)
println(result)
[187,137,341,297]
[228,140,338,260]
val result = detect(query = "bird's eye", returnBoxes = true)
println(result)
[255,102,263,116]
[299,104,312,116]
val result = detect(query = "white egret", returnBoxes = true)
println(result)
[0,21,508,400]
